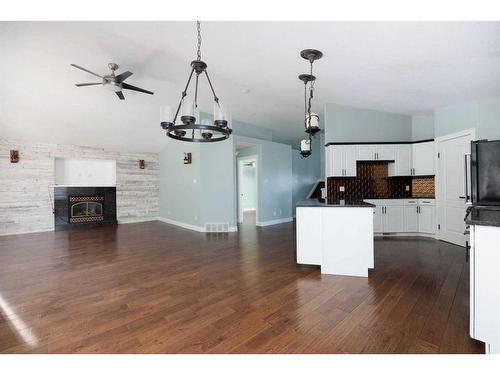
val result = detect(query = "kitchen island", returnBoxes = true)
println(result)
[296,198,375,277]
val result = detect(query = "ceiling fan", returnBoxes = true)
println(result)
[71,62,154,100]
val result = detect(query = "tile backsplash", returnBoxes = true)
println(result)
[327,161,435,201]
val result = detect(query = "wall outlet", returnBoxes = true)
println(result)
[405,185,410,191]
[339,186,345,192]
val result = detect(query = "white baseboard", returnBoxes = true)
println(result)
[0,228,54,237]
[256,217,293,227]
[118,217,159,224]
[243,208,256,212]
[158,217,237,233]
[374,232,436,239]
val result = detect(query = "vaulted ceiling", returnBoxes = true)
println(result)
[1,21,500,152]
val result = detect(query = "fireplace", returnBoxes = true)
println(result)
[54,187,117,231]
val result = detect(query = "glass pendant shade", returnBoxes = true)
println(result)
[301,139,311,152]
[214,102,226,122]
[181,97,196,122]
[161,105,172,123]
[306,112,320,129]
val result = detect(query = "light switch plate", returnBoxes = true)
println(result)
[339,186,345,192]
[405,185,410,191]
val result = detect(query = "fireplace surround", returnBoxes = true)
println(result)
[54,187,117,231]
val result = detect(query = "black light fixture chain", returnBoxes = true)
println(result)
[196,21,202,61]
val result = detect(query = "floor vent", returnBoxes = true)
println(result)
[205,223,230,233]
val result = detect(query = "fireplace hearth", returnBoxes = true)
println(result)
[54,187,117,231]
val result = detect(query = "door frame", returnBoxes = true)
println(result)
[237,155,259,224]
[435,128,476,244]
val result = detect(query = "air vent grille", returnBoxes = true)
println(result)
[205,223,229,233]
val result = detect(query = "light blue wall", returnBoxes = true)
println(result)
[159,139,202,226]
[434,97,500,140]
[241,164,256,210]
[324,103,412,143]
[411,114,434,141]
[236,136,293,223]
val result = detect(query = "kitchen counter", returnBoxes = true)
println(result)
[296,200,374,277]
[466,206,500,227]
[296,198,374,208]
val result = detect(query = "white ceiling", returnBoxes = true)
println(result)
[1,21,500,152]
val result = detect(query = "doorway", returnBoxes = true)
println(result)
[435,128,475,246]
[237,156,258,225]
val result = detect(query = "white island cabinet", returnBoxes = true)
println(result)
[296,200,374,277]
[467,207,500,354]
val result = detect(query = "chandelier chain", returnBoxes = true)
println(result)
[196,21,202,61]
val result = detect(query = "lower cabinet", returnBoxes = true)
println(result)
[367,199,435,235]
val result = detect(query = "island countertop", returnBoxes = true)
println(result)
[296,198,375,208]
[465,206,500,227]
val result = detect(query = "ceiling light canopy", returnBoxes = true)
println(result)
[298,49,322,158]
[160,21,232,142]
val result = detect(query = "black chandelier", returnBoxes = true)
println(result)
[161,21,232,142]
[298,49,323,157]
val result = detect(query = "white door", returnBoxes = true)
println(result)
[343,146,357,176]
[383,206,405,233]
[404,205,419,232]
[436,129,475,246]
[376,145,396,161]
[357,145,377,160]
[412,141,435,176]
[418,206,435,234]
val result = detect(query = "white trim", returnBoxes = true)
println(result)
[242,208,256,212]
[306,179,323,199]
[374,232,436,239]
[118,217,158,224]
[0,228,54,237]
[158,217,238,233]
[434,128,476,143]
[256,217,293,227]
[237,154,259,224]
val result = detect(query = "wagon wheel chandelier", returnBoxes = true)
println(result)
[298,49,323,157]
[160,21,232,142]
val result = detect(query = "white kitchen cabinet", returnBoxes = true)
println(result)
[384,205,405,233]
[470,225,500,354]
[357,144,395,161]
[404,199,419,232]
[296,207,322,265]
[372,205,383,233]
[388,144,412,176]
[326,145,357,177]
[411,141,435,176]
[417,199,435,234]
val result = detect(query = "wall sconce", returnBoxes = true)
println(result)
[184,152,192,164]
[139,159,145,169]
[10,150,19,163]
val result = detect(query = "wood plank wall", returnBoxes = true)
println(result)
[0,139,159,235]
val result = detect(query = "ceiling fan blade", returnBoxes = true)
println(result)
[70,64,103,78]
[115,71,133,83]
[115,91,125,100]
[122,83,154,95]
[75,82,102,87]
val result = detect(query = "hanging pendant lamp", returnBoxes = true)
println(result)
[160,21,232,142]
[298,49,322,157]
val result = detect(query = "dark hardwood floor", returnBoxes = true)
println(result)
[0,221,484,353]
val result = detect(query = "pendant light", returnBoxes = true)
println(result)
[161,21,232,142]
[298,49,323,157]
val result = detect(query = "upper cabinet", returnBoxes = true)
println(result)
[411,141,435,176]
[326,145,357,177]
[356,144,395,161]
[388,144,412,176]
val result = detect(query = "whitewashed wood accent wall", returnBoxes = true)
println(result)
[0,139,160,235]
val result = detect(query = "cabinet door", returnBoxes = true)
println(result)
[373,206,383,233]
[412,141,435,176]
[418,205,435,234]
[296,207,322,265]
[376,145,396,161]
[357,145,377,160]
[383,206,405,233]
[329,147,344,177]
[404,205,419,232]
[343,146,357,177]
